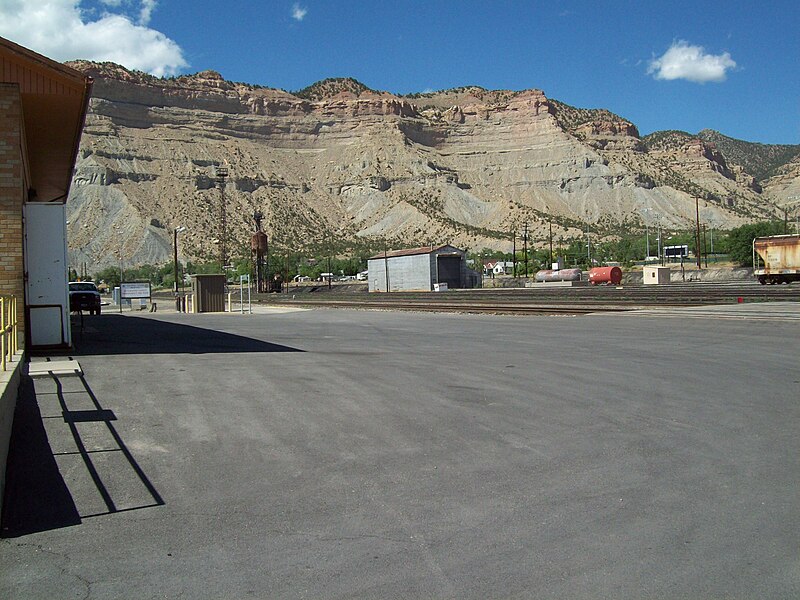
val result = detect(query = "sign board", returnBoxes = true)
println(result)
[120,282,151,299]
[664,245,689,258]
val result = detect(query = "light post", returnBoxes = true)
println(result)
[173,226,186,294]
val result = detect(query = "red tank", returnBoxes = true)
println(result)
[251,231,268,253]
[588,266,622,285]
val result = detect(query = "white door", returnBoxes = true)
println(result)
[23,203,71,348]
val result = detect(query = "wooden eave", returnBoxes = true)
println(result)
[0,36,93,203]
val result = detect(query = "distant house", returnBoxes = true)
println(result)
[490,261,514,275]
[497,261,515,275]
[483,260,513,276]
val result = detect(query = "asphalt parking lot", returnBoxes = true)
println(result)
[2,305,799,599]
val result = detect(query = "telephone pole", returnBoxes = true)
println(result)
[694,196,702,269]
[522,221,529,278]
[512,230,517,277]
[217,166,228,271]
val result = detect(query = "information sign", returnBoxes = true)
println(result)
[664,245,689,258]
[120,282,151,299]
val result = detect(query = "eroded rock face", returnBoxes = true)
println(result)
[65,62,783,270]
[763,155,800,201]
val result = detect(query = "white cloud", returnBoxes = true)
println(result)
[292,3,308,21]
[648,40,736,83]
[0,0,188,77]
[138,0,157,26]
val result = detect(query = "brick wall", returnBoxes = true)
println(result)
[0,83,25,336]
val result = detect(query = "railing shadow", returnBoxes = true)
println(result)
[68,313,303,356]
[2,375,80,537]
[1,369,165,537]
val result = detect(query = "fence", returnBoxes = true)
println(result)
[1,295,19,371]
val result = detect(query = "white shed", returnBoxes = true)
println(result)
[643,266,671,285]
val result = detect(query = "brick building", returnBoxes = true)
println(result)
[0,36,92,344]
[1,37,92,512]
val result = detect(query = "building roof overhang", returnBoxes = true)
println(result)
[0,36,92,204]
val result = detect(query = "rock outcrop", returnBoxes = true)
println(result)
[63,63,791,271]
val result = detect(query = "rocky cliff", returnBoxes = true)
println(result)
[64,62,795,270]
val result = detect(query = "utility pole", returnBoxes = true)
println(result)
[694,196,702,269]
[327,252,332,290]
[252,211,266,293]
[710,226,714,261]
[216,166,228,272]
[383,241,390,292]
[548,220,553,267]
[522,221,529,278]
[285,252,290,294]
[586,222,591,264]
[173,226,186,294]
[512,230,517,277]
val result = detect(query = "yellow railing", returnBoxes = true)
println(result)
[1,295,19,371]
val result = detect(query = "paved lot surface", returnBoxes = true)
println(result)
[2,305,799,599]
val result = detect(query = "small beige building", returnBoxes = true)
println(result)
[643,266,671,285]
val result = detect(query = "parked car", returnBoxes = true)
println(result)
[68,281,102,314]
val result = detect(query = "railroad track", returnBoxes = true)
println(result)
[271,299,627,315]
[255,282,799,315]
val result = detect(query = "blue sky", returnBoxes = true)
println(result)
[2,0,798,144]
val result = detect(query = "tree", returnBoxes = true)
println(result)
[727,221,784,266]
[94,266,121,288]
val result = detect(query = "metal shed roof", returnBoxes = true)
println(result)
[0,36,93,204]
[369,245,463,260]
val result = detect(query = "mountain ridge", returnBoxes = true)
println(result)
[63,62,796,271]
